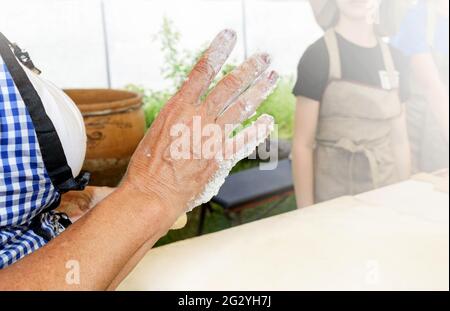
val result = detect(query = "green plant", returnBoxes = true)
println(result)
[157,17,203,91]
[127,17,236,128]
[126,85,169,127]
[127,17,296,140]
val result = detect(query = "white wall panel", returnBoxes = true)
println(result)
[0,0,108,88]
[0,0,320,88]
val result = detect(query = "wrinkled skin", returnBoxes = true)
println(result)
[58,186,187,229]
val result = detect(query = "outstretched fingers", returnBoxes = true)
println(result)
[205,53,271,117]
[185,114,274,211]
[218,71,279,136]
[177,29,237,104]
[223,114,275,163]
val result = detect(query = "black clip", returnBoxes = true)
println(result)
[56,212,73,230]
[11,42,42,75]
[74,171,91,191]
[58,171,91,193]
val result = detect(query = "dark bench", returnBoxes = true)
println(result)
[197,159,294,235]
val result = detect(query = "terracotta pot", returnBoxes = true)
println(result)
[65,89,145,187]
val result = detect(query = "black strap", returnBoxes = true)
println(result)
[0,32,89,194]
[0,33,41,74]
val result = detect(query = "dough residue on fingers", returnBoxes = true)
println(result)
[206,29,237,74]
[186,114,275,211]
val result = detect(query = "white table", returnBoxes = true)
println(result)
[118,173,449,291]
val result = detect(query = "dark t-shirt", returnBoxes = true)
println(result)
[293,33,410,103]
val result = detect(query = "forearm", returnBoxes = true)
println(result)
[107,213,187,290]
[292,146,315,209]
[0,184,179,290]
[106,237,156,290]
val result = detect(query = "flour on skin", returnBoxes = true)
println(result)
[186,114,274,211]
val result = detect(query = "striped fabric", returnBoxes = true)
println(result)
[0,55,63,269]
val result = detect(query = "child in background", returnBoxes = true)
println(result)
[292,0,411,208]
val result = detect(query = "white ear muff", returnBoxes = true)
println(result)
[24,66,86,178]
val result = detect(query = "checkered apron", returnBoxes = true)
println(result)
[0,55,68,269]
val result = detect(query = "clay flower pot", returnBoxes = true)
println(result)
[65,89,145,187]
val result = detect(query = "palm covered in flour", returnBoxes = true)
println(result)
[125,29,278,213]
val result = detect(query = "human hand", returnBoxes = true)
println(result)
[123,29,278,215]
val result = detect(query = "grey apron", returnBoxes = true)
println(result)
[314,30,405,202]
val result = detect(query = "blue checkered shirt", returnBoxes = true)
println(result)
[0,55,63,269]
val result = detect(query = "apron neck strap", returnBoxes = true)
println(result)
[324,29,342,80]
[326,28,396,76]
[378,38,396,74]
